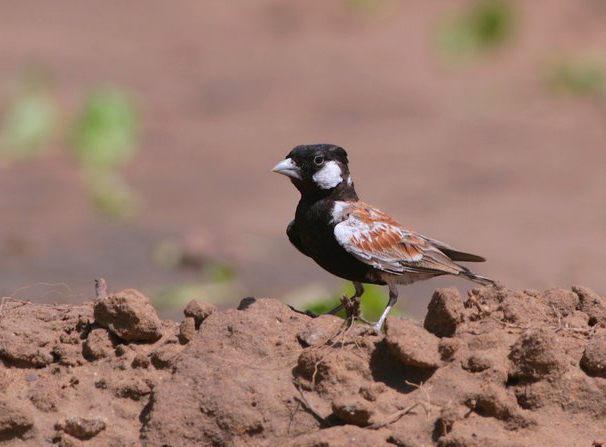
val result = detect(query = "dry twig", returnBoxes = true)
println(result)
[368,401,422,429]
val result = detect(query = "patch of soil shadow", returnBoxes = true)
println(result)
[369,338,436,394]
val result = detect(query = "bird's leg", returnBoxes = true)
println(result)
[349,282,364,309]
[326,303,344,315]
[326,281,364,316]
[341,282,367,327]
[373,282,398,333]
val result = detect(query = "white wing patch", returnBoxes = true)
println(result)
[312,161,342,189]
[331,201,349,224]
[334,212,422,273]
[333,202,469,278]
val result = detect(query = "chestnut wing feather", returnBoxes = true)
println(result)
[333,203,464,276]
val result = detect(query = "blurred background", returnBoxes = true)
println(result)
[1,0,605,320]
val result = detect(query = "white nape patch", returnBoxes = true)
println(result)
[312,161,342,189]
[331,201,349,224]
[347,175,353,186]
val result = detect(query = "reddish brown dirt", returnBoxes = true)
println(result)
[1,284,605,446]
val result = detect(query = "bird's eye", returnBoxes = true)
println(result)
[313,156,324,166]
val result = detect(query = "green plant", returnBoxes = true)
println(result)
[70,88,140,218]
[437,0,515,63]
[151,261,236,311]
[71,88,139,169]
[0,70,141,219]
[0,71,57,164]
[305,282,402,322]
[544,58,605,97]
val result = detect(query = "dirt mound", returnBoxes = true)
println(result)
[0,284,605,446]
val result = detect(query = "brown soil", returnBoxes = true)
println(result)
[1,284,605,446]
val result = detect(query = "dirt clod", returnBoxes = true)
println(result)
[581,329,606,377]
[386,317,441,369]
[82,328,114,360]
[28,384,59,413]
[150,343,179,369]
[0,401,33,441]
[573,285,606,327]
[178,317,196,344]
[542,288,579,317]
[114,378,152,401]
[131,352,150,369]
[94,289,163,342]
[465,384,535,429]
[183,299,217,329]
[332,396,375,426]
[288,425,391,447]
[55,416,106,440]
[508,328,566,381]
[424,288,465,337]
[297,315,342,347]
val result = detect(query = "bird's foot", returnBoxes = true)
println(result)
[370,306,391,334]
[340,294,358,326]
[339,294,375,330]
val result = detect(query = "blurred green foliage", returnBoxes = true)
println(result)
[345,0,385,14]
[0,70,141,219]
[71,88,140,218]
[86,169,139,218]
[153,282,226,311]
[0,72,57,164]
[305,282,402,322]
[437,0,515,63]
[152,261,236,310]
[544,58,605,97]
[71,89,139,169]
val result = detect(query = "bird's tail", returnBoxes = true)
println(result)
[460,267,496,286]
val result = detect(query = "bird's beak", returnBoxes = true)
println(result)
[271,158,301,180]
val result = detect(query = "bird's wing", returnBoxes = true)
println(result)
[333,202,467,276]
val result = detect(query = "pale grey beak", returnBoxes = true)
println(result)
[271,158,301,180]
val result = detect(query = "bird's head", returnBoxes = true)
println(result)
[272,144,355,198]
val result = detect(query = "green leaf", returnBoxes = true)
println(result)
[71,88,139,169]
[437,0,515,63]
[544,58,605,97]
[0,76,57,163]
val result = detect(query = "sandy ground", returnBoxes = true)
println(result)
[0,1,606,318]
[0,283,605,446]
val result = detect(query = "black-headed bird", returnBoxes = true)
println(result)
[272,144,494,332]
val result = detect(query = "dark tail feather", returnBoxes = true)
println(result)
[460,267,495,286]
[441,247,486,263]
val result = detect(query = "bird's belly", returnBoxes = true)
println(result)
[299,232,379,284]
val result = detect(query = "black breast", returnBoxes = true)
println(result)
[292,198,381,284]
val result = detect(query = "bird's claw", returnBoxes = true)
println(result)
[340,294,378,331]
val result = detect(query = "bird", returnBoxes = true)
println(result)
[272,144,494,332]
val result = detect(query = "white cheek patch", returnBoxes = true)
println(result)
[312,161,343,189]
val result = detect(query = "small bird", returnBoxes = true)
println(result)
[272,144,494,332]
